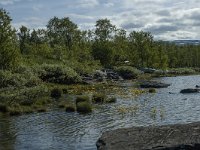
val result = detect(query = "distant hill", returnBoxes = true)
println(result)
[172,40,200,45]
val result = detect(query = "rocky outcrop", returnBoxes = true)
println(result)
[140,81,170,88]
[180,88,200,93]
[97,122,200,150]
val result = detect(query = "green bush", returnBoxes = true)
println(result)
[66,104,76,112]
[76,102,92,113]
[92,93,106,104]
[0,69,41,88]
[149,88,156,93]
[169,68,196,75]
[114,66,142,79]
[51,88,63,98]
[75,96,90,104]
[37,64,82,84]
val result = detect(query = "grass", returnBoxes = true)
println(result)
[75,95,90,104]
[66,104,76,112]
[92,93,106,104]
[51,88,63,98]
[76,102,92,113]
[149,88,156,93]
[105,97,117,103]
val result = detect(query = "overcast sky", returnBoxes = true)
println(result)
[1,0,200,40]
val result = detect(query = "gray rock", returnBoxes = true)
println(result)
[180,88,200,93]
[97,122,200,150]
[140,81,170,88]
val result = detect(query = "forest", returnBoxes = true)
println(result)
[1,8,200,72]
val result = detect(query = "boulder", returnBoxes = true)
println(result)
[97,122,200,150]
[140,81,170,88]
[180,88,200,93]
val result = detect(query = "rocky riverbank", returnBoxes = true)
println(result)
[97,122,200,150]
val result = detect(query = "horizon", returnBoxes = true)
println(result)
[1,0,200,41]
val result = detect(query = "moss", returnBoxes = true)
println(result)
[105,97,117,103]
[65,104,76,112]
[75,95,90,104]
[92,93,106,104]
[76,102,92,113]
[51,88,62,98]
[149,88,156,93]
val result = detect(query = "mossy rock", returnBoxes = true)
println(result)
[0,104,9,113]
[76,102,92,113]
[105,97,117,103]
[76,96,90,104]
[51,88,63,98]
[92,93,106,104]
[66,104,76,112]
[149,88,156,93]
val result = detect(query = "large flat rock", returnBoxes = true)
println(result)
[97,122,200,150]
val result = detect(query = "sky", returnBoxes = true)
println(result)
[1,0,200,40]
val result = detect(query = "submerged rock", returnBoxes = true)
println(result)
[97,122,200,150]
[180,88,200,93]
[140,81,170,88]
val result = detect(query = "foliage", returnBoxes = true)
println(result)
[38,64,82,84]
[75,95,90,104]
[92,93,106,104]
[76,102,92,113]
[0,9,20,70]
[51,88,63,98]
[114,66,142,79]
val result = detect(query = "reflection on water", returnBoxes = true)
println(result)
[1,75,200,150]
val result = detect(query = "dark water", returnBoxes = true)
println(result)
[1,75,200,150]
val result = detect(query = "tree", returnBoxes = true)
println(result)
[0,9,20,70]
[47,16,79,51]
[95,18,116,41]
[18,25,30,54]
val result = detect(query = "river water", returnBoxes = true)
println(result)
[1,75,200,150]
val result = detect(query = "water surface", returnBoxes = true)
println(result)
[1,75,200,150]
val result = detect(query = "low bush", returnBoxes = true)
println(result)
[92,93,106,104]
[168,68,196,75]
[37,64,82,84]
[66,104,76,112]
[75,95,90,104]
[114,66,142,79]
[149,88,156,93]
[0,69,41,88]
[0,103,8,112]
[76,102,92,113]
[51,88,63,98]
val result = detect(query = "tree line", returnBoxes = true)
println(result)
[1,8,200,71]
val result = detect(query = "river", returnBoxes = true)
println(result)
[1,75,200,150]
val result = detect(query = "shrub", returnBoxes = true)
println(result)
[168,68,196,75]
[75,96,90,104]
[0,69,41,88]
[51,88,62,98]
[149,88,156,93]
[38,64,82,84]
[76,102,92,113]
[114,66,142,79]
[66,104,76,112]
[8,104,23,116]
[92,93,106,104]
[105,97,117,103]
[37,107,47,112]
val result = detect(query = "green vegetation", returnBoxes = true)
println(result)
[1,8,200,116]
[50,88,63,98]
[76,102,92,113]
[65,104,76,112]
[76,96,90,104]
[115,66,142,79]
[149,88,156,93]
[92,93,106,104]
[105,97,117,103]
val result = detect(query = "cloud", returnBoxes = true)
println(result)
[3,0,200,40]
